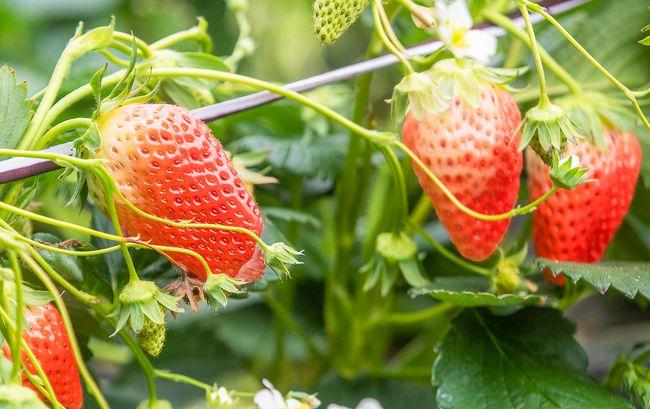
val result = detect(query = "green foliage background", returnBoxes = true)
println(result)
[0,0,648,408]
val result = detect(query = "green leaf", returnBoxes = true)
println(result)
[434,308,634,409]
[232,133,347,179]
[411,276,550,307]
[538,259,650,299]
[263,206,322,228]
[0,65,30,160]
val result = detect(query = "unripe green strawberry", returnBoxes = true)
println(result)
[137,312,167,357]
[313,0,371,45]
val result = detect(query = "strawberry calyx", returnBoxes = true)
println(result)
[0,385,47,409]
[203,273,244,313]
[518,100,581,165]
[264,242,303,278]
[394,58,525,120]
[490,247,527,295]
[362,232,430,295]
[548,152,593,190]
[112,279,182,335]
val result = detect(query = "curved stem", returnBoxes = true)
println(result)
[7,251,23,384]
[408,220,491,276]
[484,10,582,96]
[21,252,110,409]
[117,327,158,405]
[380,147,409,233]
[372,0,414,74]
[366,302,456,328]
[394,140,558,221]
[154,369,211,391]
[36,117,91,150]
[533,5,650,129]
[99,48,132,67]
[517,1,550,106]
[150,18,212,52]
[112,31,154,58]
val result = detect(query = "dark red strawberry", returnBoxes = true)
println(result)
[402,84,523,261]
[89,104,264,286]
[527,127,642,285]
[3,304,83,409]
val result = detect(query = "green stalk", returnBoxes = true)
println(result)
[532,4,650,130]
[7,251,23,384]
[35,118,92,150]
[517,1,551,106]
[484,10,582,96]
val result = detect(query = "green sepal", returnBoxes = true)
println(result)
[549,152,594,190]
[641,23,650,45]
[606,343,650,409]
[204,273,244,313]
[519,101,581,165]
[66,18,115,60]
[264,242,303,278]
[111,279,182,335]
[362,232,430,295]
[0,385,48,409]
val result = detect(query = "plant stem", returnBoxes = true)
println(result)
[21,252,110,409]
[262,292,326,363]
[35,118,92,150]
[150,18,212,52]
[7,251,23,384]
[408,221,491,276]
[117,327,159,405]
[154,369,211,391]
[517,1,550,106]
[372,0,414,74]
[484,10,582,96]
[112,31,154,58]
[380,147,409,233]
[532,4,650,130]
[407,194,432,230]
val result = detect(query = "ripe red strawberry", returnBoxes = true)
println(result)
[402,84,523,261]
[89,104,265,286]
[2,304,83,409]
[527,127,642,285]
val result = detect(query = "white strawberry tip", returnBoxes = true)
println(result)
[112,279,183,334]
[434,0,497,64]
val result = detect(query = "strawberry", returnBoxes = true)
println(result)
[313,0,371,45]
[527,127,642,285]
[89,104,265,288]
[137,313,166,357]
[2,304,83,409]
[402,83,523,261]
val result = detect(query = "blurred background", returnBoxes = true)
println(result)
[0,0,649,408]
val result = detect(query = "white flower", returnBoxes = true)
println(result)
[327,398,384,409]
[394,71,452,119]
[435,0,497,64]
[208,386,236,406]
[254,380,320,409]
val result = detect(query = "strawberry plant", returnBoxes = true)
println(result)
[0,0,648,408]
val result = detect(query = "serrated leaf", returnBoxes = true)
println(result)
[0,65,31,160]
[263,207,322,228]
[434,308,634,409]
[538,258,650,299]
[410,276,550,307]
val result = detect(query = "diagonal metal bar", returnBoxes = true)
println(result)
[0,0,589,185]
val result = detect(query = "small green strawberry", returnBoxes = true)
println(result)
[313,0,371,45]
[137,308,167,357]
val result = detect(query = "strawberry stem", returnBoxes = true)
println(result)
[517,1,550,107]
[372,0,415,74]
[530,2,650,130]
[35,117,92,150]
[6,251,23,385]
[483,10,582,97]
